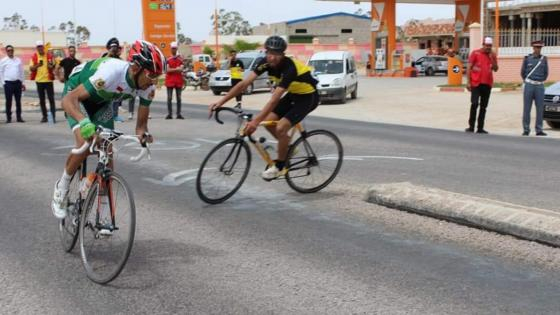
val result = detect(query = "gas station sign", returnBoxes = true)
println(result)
[141,0,176,56]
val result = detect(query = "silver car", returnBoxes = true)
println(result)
[413,56,448,76]
[209,51,270,95]
[544,82,560,129]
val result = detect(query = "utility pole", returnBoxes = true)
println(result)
[214,0,220,67]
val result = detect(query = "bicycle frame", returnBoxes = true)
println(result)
[248,121,305,167]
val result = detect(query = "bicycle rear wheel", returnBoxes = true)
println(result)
[286,129,343,193]
[79,172,135,284]
[58,168,82,253]
[196,138,251,204]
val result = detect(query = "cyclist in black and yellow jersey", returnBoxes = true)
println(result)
[228,50,245,108]
[210,36,319,180]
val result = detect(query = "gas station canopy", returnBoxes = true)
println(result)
[317,0,456,4]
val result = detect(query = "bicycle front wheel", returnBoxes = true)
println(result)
[286,129,343,193]
[196,138,251,204]
[59,170,81,253]
[79,172,135,284]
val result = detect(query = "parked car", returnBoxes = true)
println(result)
[308,51,358,104]
[209,51,270,96]
[413,56,448,76]
[544,82,560,129]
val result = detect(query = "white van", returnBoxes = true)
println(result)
[308,51,358,104]
[192,54,213,67]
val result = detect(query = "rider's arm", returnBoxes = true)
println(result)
[61,84,91,122]
[135,86,155,140]
[214,72,258,107]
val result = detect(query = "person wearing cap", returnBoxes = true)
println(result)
[521,40,549,136]
[29,40,57,123]
[164,41,185,119]
[0,45,26,123]
[466,37,499,134]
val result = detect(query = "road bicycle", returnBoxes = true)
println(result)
[58,127,150,284]
[196,107,343,204]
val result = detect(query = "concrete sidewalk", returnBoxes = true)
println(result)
[4,76,558,138]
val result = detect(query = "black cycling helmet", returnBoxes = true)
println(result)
[264,36,287,53]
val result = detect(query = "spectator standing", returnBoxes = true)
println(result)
[466,37,499,134]
[521,40,549,136]
[56,45,81,82]
[29,40,56,123]
[228,50,245,108]
[165,41,184,119]
[0,45,26,123]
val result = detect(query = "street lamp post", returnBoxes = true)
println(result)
[214,0,220,66]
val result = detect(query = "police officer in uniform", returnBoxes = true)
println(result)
[521,40,549,136]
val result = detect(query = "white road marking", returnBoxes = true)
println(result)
[143,169,199,186]
[195,138,221,144]
[320,155,424,161]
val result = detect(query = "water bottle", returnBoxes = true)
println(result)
[47,111,54,125]
[259,137,275,154]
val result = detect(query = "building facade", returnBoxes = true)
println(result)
[252,12,371,44]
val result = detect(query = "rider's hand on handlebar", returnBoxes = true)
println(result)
[79,118,96,140]
[243,120,259,136]
[209,102,221,119]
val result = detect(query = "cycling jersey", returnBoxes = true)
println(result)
[63,57,155,129]
[254,57,317,95]
[229,58,244,80]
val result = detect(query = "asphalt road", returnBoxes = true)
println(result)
[2,101,560,314]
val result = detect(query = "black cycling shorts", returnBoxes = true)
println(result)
[273,92,319,126]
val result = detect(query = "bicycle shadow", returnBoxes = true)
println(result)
[108,238,224,290]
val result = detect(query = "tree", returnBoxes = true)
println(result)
[176,22,192,45]
[203,46,215,56]
[223,39,260,54]
[76,25,91,44]
[2,13,28,30]
[30,25,40,32]
[210,9,252,36]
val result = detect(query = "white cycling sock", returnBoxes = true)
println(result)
[59,170,72,191]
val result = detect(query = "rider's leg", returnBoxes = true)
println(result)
[274,118,292,170]
[60,128,89,189]
[264,112,280,139]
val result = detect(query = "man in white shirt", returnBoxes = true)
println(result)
[0,45,26,123]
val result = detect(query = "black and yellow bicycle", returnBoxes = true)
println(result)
[196,107,343,204]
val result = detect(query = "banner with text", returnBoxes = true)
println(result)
[142,0,176,56]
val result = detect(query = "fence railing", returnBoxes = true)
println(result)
[485,28,560,47]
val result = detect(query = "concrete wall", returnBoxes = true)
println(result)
[494,55,560,82]
[287,15,370,44]
[0,30,67,48]
[252,22,288,36]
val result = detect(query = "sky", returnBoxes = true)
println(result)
[2,0,455,45]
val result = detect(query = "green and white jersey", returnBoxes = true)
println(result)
[64,57,155,119]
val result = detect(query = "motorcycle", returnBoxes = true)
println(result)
[183,68,210,91]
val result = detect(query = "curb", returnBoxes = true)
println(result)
[434,86,520,93]
[364,182,560,247]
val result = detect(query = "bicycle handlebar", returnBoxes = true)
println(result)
[70,127,151,162]
[213,107,247,124]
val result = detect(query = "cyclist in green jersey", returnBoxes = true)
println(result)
[51,40,166,219]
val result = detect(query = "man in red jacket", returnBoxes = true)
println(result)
[29,40,57,123]
[466,37,499,134]
[165,41,184,119]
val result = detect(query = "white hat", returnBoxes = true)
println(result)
[36,40,44,46]
[483,37,493,45]
[170,41,178,48]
